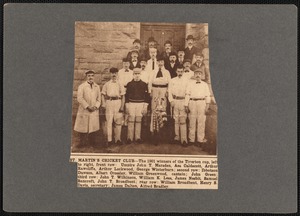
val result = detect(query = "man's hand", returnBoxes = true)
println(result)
[119,107,124,113]
[87,106,94,112]
[205,105,210,115]
[184,106,189,113]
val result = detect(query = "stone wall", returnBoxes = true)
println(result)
[72,22,141,115]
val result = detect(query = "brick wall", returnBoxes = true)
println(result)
[72,22,141,115]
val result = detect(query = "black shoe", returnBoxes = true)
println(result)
[196,142,203,148]
[126,139,132,144]
[136,139,143,144]
[188,142,195,146]
[115,140,122,145]
[182,141,188,147]
[107,141,114,145]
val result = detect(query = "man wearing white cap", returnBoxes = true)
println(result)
[168,65,189,146]
[185,68,211,146]
[74,70,101,147]
[125,68,150,144]
[101,67,126,145]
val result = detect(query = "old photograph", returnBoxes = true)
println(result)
[71,22,217,156]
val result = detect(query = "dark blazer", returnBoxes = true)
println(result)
[184,46,199,61]
[165,61,180,78]
[129,61,141,70]
[190,62,210,83]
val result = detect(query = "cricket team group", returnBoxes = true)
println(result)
[73,35,214,149]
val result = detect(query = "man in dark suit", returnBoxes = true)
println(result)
[165,51,179,78]
[190,51,210,84]
[127,39,144,60]
[129,50,141,70]
[184,35,200,64]
[144,37,160,60]
[161,40,176,65]
[177,48,185,65]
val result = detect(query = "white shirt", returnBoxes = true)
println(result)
[185,79,211,106]
[148,67,171,92]
[168,76,189,103]
[118,68,133,87]
[102,80,126,97]
[140,68,151,84]
[182,69,194,80]
[146,58,158,73]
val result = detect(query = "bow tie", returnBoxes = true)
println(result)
[125,69,129,72]
[132,60,137,63]
[196,81,201,84]
[184,70,189,73]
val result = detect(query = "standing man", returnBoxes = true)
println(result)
[118,58,133,88]
[148,55,171,133]
[161,40,175,65]
[182,59,194,80]
[127,39,143,60]
[145,48,159,74]
[190,51,210,84]
[168,65,189,146]
[185,68,211,146]
[144,37,160,60]
[101,68,126,145]
[74,70,101,147]
[177,48,185,65]
[140,56,150,84]
[165,51,179,78]
[129,50,141,70]
[184,35,199,64]
[126,68,150,144]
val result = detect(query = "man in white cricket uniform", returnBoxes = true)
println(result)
[185,68,211,146]
[101,68,126,145]
[168,65,189,146]
[74,70,101,147]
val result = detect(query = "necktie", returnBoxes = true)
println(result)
[152,60,155,70]
[156,69,163,78]
[125,69,129,72]
[89,82,93,88]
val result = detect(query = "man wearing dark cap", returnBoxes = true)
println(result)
[184,68,211,146]
[190,51,210,84]
[74,70,101,147]
[184,35,199,64]
[127,39,144,60]
[148,55,171,133]
[101,68,126,145]
[182,59,194,80]
[125,68,150,144]
[129,50,141,70]
[165,51,179,78]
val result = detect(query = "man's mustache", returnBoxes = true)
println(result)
[170,60,175,63]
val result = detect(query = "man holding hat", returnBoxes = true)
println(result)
[165,51,179,78]
[125,68,150,144]
[185,68,211,146]
[182,58,194,80]
[74,70,101,147]
[168,65,189,146]
[184,35,199,64]
[101,67,126,145]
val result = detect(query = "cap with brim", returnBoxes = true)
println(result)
[85,70,95,75]
[157,55,164,61]
[122,58,130,62]
[169,51,177,57]
[133,39,141,44]
[183,59,191,64]
[109,67,119,73]
[195,51,204,57]
[133,68,142,73]
[148,37,155,42]
[194,68,204,74]
[164,40,172,46]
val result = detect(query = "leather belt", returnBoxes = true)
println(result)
[106,96,121,100]
[173,95,185,100]
[129,99,145,103]
[190,98,205,101]
[152,84,168,88]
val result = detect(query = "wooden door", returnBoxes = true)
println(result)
[141,23,186,53]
